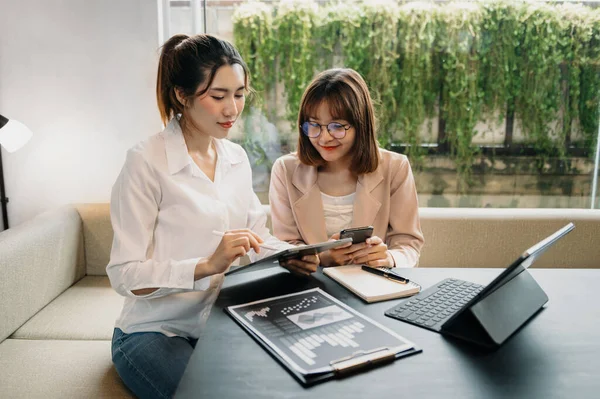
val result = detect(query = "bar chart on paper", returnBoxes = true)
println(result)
[227,288,415,374]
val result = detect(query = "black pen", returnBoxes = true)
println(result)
[361,265,409,284]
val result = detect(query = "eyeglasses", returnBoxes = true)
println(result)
[301,121,352,139]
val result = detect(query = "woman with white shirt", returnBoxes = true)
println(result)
[269,68,424,268]
[107,34,319,399]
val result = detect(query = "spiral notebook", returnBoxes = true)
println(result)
[323,265,421,303]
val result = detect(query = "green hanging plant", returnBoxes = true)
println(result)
[478,0,520,122]
[273,0,318,123]
[515,2,570,162]
[572,6,600,153]
[232,1,275,116]
[232,1,277,173]
[231,0,600,192]
[395,1,440,166]
[339,0,401,147]
[438,2,484,191]
[314,1,362,70]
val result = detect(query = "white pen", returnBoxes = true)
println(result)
[211,230,280,251]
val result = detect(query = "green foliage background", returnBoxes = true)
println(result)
[232,0,600,186]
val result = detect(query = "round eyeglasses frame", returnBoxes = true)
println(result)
[301,121,352,139]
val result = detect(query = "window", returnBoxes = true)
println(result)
[162,0,600,208]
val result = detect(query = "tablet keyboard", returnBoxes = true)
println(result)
[385,278,484,332]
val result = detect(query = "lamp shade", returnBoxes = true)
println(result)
[0,114,33,153]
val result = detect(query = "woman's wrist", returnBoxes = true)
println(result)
[194,258,214,280]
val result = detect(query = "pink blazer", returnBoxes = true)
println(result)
[268,149,424,267]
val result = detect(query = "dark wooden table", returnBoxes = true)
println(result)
[176,267,600,399]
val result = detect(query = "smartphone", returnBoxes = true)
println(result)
[339,226,374,243]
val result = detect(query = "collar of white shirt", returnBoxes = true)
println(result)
[163,117,244,176]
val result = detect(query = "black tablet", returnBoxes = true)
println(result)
[225,238,352,276]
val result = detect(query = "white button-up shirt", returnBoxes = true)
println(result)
[107,118,287,338]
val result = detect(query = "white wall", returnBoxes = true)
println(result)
[0,0,161,229]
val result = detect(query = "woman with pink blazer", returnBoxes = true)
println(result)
[269,68,424,268]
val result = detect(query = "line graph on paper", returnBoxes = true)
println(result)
[287,305,351,329]
[244,307,270,322]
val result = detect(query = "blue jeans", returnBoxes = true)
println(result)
[111,328,198,399]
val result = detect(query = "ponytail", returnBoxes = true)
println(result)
[156,34,189,126]
[155,34,250,127]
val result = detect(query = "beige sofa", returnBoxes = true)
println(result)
[1,203,599,398]
[0,204,132,398]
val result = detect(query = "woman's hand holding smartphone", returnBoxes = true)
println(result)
[321,226,394,267]
[339,226,374,243]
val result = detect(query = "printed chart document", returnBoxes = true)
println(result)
[324,265,421,303]
[225,288,421,385]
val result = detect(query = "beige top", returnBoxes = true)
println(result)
[269,149,425,267]
[321,191,355,238]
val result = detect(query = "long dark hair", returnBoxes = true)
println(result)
[156,34,250,126]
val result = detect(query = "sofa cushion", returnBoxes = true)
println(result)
[0,205,85,342]
[0,339,133,398]
[12,276,123,340]
[76,203,113,276]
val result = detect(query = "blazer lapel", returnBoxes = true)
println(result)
[291,163,328,243]
[352,168,383,228]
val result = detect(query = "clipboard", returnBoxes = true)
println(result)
[224,288,422,386]
[225,238,352,276]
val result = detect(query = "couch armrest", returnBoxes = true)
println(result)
[0,205,84,342]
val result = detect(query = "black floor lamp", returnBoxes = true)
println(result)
[0,114,33,230]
